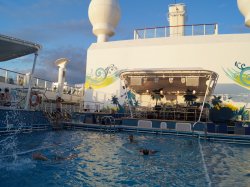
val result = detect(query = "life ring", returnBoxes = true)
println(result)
[30,93,41,107]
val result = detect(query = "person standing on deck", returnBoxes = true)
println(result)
[3,88,11,106]
[56,96,63,113]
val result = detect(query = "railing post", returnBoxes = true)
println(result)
[204,24,206,35]
[144,29,146,39]
[134,30,136,40]
[192,25,194,36]
[154,28,157,38]
[5,70,8,83]
[214,24,218,35]
[165,27,167,37]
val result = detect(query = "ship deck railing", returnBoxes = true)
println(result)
[134,23,218,39]
[0,67,82,97]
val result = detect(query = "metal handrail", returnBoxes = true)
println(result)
[0,68,82,96]
[134,23,218,39]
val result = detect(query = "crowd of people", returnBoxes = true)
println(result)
[0,88,11,106]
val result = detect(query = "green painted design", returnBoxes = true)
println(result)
[85,64,121,89]
[223,61,250,90]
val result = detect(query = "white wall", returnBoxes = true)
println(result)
[85,34,250,102]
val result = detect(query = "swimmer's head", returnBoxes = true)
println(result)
[129,135,134,142]
[140,149,149,155]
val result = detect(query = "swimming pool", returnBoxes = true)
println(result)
[0,130,250,187]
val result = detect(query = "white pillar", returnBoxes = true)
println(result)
[25,52,38,110]
[55,58,69,98]
[57,66,66,97]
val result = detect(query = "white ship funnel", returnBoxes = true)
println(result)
[88,0,121,43]
[237,0,250,27]
[168,3,186,36]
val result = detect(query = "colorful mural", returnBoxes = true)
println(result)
[85,64,121,89]
[223,61,250,90]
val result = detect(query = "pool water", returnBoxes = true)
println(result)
[0,130,250,187]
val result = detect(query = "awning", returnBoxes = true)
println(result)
[120,68,219,96]
[0,34,42,62]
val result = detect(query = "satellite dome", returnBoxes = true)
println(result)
[88,0,121,42]
[237,0,250,27]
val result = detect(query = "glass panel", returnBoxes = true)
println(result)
[7,72,16,84]
[37,79,46,88]
[45,81,53,91]
[32,78,37,87]
[0,69,6,83]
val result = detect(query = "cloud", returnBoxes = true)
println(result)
[15,46,87,85]
[5,19,92,45]
[0,0,93,44]
[35,46,87,84]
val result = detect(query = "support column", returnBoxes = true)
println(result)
[55,58,69,98]
[25,52,38,110]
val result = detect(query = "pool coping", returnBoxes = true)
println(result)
[62,122,250,144]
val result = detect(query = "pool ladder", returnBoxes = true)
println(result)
[100,116,117,133]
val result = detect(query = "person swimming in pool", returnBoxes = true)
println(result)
[32,152,77,161]
[32,152,49,161]
[139,149,158,155]
[128,134,137,143]
[128,134,134,143]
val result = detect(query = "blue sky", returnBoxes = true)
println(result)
[0,0,249,84]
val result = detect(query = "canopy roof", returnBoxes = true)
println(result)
[0,34,41,62]
[120,68,218,96]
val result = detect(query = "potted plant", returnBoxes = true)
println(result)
[209,95,238,123]
[183,89,197,106]
[151,88,164,111]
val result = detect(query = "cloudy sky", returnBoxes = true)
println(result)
[0,0,249,85]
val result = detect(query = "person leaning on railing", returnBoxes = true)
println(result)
[56,96,63,112]
[3,88,11,107]
[0,88,4,106]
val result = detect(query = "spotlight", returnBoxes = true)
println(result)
[181,77,186,84]
[169,78,174,84]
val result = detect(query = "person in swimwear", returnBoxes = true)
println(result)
[128,134,134,143]
[32,152,77,161]
[139,149,158,155]
[128,134,138,143]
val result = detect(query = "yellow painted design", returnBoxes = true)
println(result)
[223,62,250,90]
[85,64,120,89]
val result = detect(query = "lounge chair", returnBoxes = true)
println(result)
[136,120,152,132]
[175,123,192,132]
[160,122,167,129]
[137,120,152,129]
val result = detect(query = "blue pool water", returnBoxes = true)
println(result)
[0,130,250,187]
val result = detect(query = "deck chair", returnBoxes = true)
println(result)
[175,123,192,132]
[137,120,152,132]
